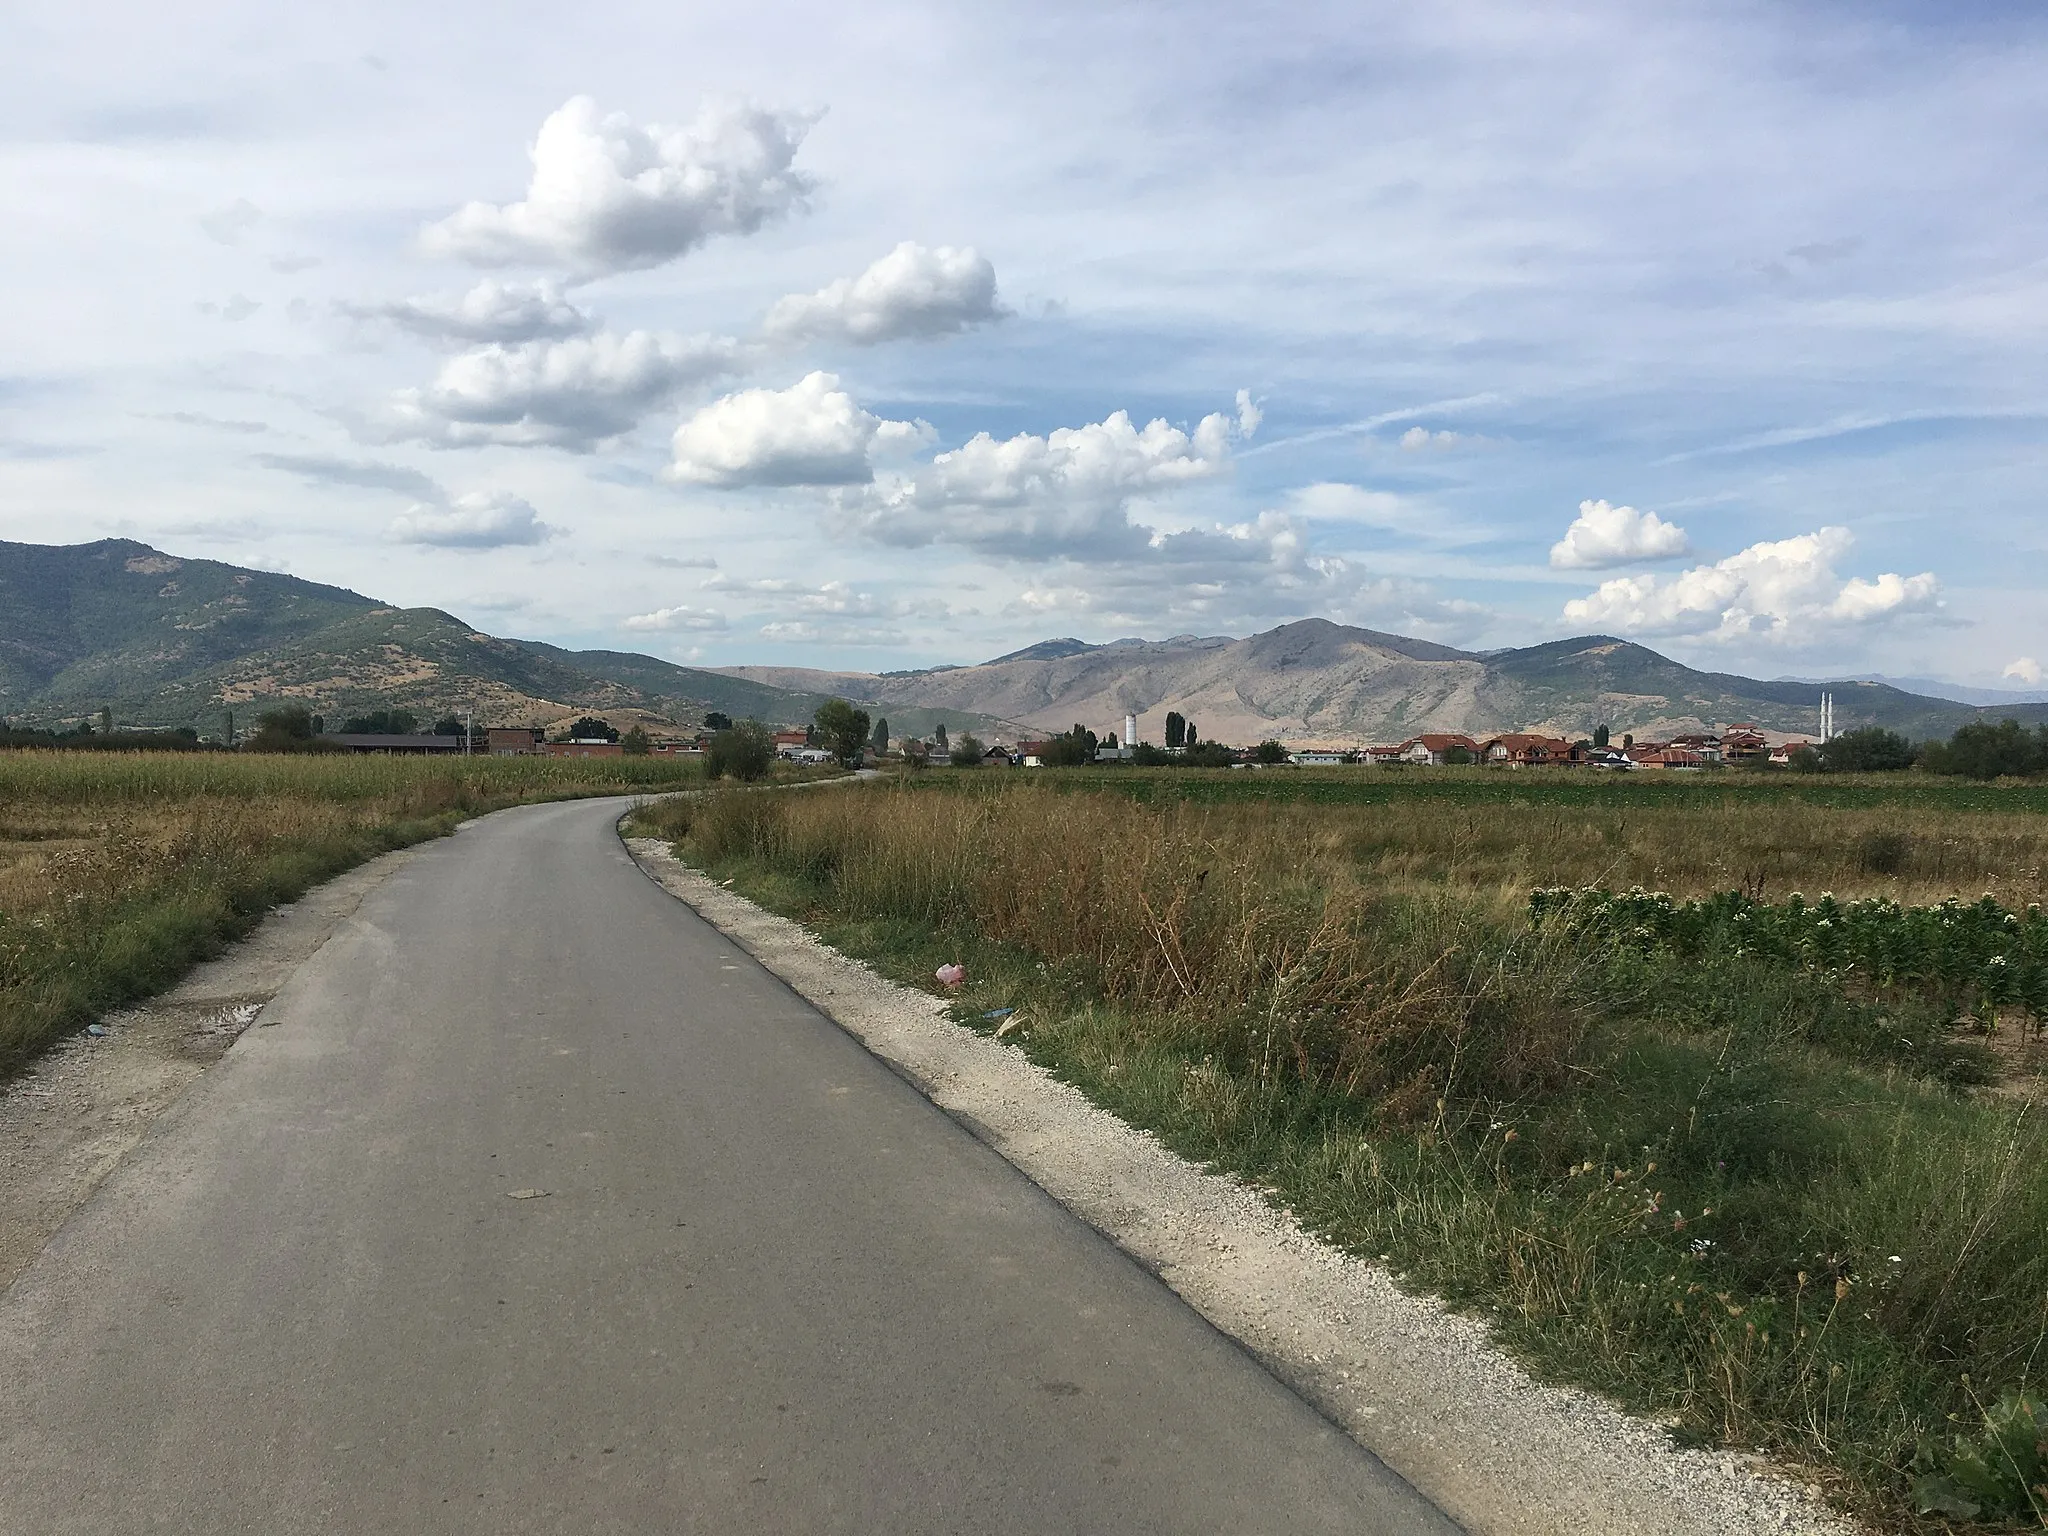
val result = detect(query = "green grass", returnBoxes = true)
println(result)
[636,781,2048,1530]
[0,749,708,1074]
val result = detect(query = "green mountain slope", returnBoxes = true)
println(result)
[0,538,375,722]
[0,540,1010,738]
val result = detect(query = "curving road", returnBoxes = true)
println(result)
[0,795,1458,1534]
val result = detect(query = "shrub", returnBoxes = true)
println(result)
[704,721,775,781]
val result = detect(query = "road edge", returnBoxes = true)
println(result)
[623,828,1856,1536]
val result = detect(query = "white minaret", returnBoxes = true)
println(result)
[1125,712,1137,751]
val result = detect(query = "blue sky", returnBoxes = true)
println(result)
[3,0,2044,684]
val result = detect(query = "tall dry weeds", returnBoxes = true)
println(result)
[683,783,1603,1115]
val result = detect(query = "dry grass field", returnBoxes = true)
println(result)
[0,750,704,1074]
[638,773,2048,1530]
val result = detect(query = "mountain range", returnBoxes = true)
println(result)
[723,624,2047,745]
[0,539,996,740]
[3,537,2039,746]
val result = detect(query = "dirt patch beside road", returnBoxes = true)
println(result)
[0,848,420,1291]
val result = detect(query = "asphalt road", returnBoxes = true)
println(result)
[0,795,1459,1535]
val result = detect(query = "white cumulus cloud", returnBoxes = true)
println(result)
[764,242,1004,345]
[385,330,741,449]
[835,390,1262,559]
[1549,499,1692,569]
[622,604,727,632]
[2005,656,2045,685]
[1561,527,1939,642]
[422,96,815,276]
[361,280,593,344]
[668,372,931,487]
[387,491,554,549]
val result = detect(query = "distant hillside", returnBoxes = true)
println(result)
[6,540,2029,747]
[718,620,2024,746]
[0,539,1003,740]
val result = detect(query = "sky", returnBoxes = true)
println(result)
[4,0,2045,686]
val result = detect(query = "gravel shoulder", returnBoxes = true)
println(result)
[625,831,1859,1536]
[0,846,422,1292]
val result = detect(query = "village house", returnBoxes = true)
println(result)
[772,729,811,757]
[1625,743,1708,769]
[1479,733,1577,767]
[486,726,543,756]
[1720,725,1770,763]
[1393,733,1482,765]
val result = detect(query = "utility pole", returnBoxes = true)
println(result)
[464,707,473,757]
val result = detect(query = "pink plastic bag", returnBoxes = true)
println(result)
[935,963,966,989]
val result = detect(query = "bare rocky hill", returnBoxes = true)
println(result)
[721,618,2008,745]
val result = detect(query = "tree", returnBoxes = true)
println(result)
[934,722,949,753]
[1443,744,1475,765]
[431,715,465,736]
[1817,725,1914,773]
[813,698,872,767]
[97,707,113,735]
[871,716,889,754]
[705,720,774,781]
[1922,719,2048,780]
[559,715,618,743]
[1183,717,1196,747]
[1165,710,1186,749]
[1787,744,1823,774]
[1592,723,1610,749]
[1042,723,1097,766]
[1252,739,1288,765]
[703,711,733,733]
[245,705,334,754]
[342,709,418,735]
[1182,741,1234,767]
[949,733,985,767]
[620,726,651,756]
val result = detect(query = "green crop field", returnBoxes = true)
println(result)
[0,749,706,1074]
[636,773,2048,1529]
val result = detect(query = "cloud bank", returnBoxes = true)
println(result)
[422,96,815,276]
[669,372,931,486]
[386,330,741,448]
[764,242,1004,345]
[1562,527,1939,641]
[834,390,1262,559]
[387,491,554,548]
[364,280,593,345]
[622,603,727,632]
[1549,499,1691,569]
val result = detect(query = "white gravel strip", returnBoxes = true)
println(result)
[626,834,1860,1536]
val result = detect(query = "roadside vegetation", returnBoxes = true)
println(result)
[0,750,704,1075]
[635,775,2048,1530]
